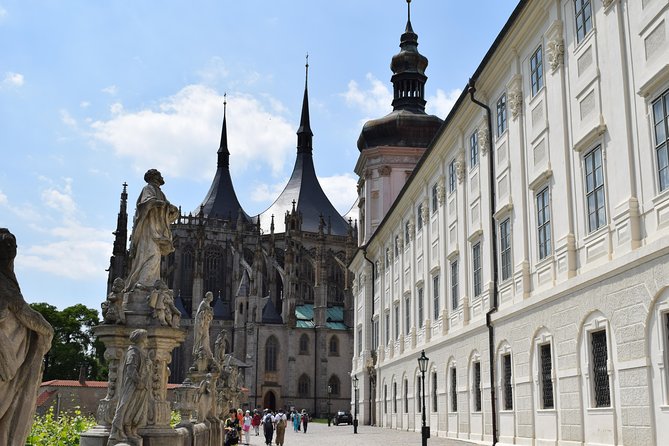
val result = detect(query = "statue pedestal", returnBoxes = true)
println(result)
[81,300,186,446]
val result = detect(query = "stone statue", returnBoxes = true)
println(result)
[0,228,54,446]
[125,169,179,292]
[196,373,214,423]
[193,292,214,362]
[214,330,228,365]
[148,279,181,328]
[108,329,152,445]
[102,277,126,324]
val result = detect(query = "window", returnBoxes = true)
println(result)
[449,160,457,193]
[432,371,438,412]
[432,183,438,213]
[500,218,512,281]
[395,235,400,257]
[394,304,399,340]
[299,334,309,355]
[591,330,611,407]
[328,375,340,396]
[404,379,409,413]
[384,385,388,413]
[652,90,669,191]
[417,288,424,328]
[537,187,552,260]
[265,336,278,372]
[574,0,592,43]
[503,353,513,410]
[451,260,459,310]
[585,146,606,232]
[385,313,390,345]
[404,295,411,335]
[385,248,390,268]
[329,335,339,356]
[530,45,544,96]
[497,93,507,137]
[393,382,398,413]
[433,275,440,320]
[540,343,554,409]
[298,374,310,398]
[472,242,482,297]
[357,327,362,356]
[417,377,422,412]
[372,319,379,350]
[451,367,458,412]
[417,204,423,231]
[470,131,479,168]
[473,361,482,412]
[405,221,411,243]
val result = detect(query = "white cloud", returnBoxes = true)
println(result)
[427,88,462,118]
[197,56,229,85]
[2,72,24,87]
[80,101,90,109]
[251,181,287,204]
[318,173,358,214]
[41,178,77,216]
[102,84,118,95]
[90,84,295,179]
[0,7,7,21]
[342,73,392,118]
[0,189,7,205]
[60,109,77,128]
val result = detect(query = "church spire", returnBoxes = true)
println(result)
[107,182,128,293]
[296,55,313,154]
[218,93,230,168]
[391,0,428,113]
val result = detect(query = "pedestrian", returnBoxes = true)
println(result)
[262,409,275,446]
[242,410,252,445]
[252,410,261,436]
[292,410,300,432]
[225,408,240,446]
[301,409,309,433]
[274,408,287,446]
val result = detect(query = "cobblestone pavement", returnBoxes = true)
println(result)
[242,422,478,446]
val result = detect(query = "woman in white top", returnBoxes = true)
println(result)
[242,410,253,445]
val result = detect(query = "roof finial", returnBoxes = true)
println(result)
[223,92,227,115]
[407,0,411,23]
[305,53,309,89]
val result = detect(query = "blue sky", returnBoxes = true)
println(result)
[0,0,518,312]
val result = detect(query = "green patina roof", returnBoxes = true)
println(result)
[294,304,348,330]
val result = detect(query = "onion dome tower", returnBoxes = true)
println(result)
[259,58,350,236]
[355,0,443,243]
[196,96,250,224]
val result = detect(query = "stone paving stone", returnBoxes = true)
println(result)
[243,421,477,446]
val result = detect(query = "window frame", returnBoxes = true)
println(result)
[539,342,555,409]
[590,329,611,408]
[499,218,512,281]
[448,160,457,194]
[472,242,482,297]
[584,145,606,233]
[451,260,459,310]
[502,353,513,411]
[536,186,552,260]
[265,336,278,372]
[433,274,440,320]
[574,0,593,44]
[470,131,479,169]
[417,287,424,329]
[404,295,411,335]
[432,183,439,213]
[496,92,507,137]
[472,361,482,412]
[530,45,544,97]
[652,90,669,192]
[450,367,458,412]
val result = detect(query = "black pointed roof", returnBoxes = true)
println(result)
[357,1,443,151]
[258,62,350,236]
[197,99,251,222]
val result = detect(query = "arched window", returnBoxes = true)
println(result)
[265,336,278,372]
[204,246,225,298]
[393,381,397,413]
[404,379,408,413]
[298,374,310,398]
[299,334,309,355]
[328,375,341,396]
[329,335,339,356]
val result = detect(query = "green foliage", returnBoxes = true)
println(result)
[30,302,107,381]
[171,410,182,428]
[26,407,96,446]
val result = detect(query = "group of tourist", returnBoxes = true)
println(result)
[224,407,310,446]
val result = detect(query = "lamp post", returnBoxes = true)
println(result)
[418,350,430,446]
[352,375,359,434]
[327,384,332,427]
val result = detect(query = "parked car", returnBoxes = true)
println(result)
[332,410,353,425]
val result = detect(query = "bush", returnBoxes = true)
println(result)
[26,407,96,446]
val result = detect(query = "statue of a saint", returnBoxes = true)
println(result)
[148,279,181,328]
[102,277,126,324]
[125,169,179,292]
[0,229,54,446]
[192,292,214,362]
[214,330,228,365]
[196,373,214,423]
[108,329,152,445]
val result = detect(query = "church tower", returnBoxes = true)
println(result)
[106,182,128,294]
[355,0,443,244]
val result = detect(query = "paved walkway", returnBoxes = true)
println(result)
[242,422,478,446]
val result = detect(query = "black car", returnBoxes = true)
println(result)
[332,410,353,425]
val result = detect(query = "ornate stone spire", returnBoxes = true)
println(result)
[107,182,128,293]
[296,54,313,155]
[217,93,230,168]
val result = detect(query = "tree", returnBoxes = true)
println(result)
[30,303,107,381]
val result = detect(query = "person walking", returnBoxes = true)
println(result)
[301,409,309,433]
[252,410,261,436]
[242,410,252,445]
[224,408,240,446]
[262,409,275,446]
[292,410,300,432]
[274,408,287,446]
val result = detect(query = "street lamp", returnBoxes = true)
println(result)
[418,350,430,446]
[352,375,359,434]
[327,384,332,427]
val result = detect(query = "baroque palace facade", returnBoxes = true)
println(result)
[350,1,669,445]
[108,69,357,414]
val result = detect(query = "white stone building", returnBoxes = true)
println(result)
[350,0,669,445]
